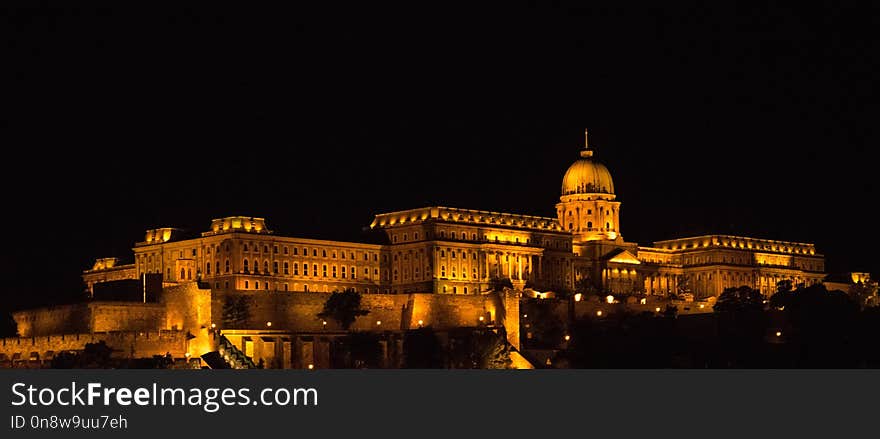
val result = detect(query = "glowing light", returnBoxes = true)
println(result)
[322,320,327,326]
[596,310,603,317]
[776,331,782,337]
[307,364,314,370]
[606,295,614,304]
[210,323,216,329]
[639,298,647,305]
[417,320,424,326]
[574,293,583,302]
[523,314,528,318]
[185,352,191,358]
[266,321,272,327]
[564,335,571,341]
[699,304,704,309]
[478,316,484,322]
[376,320,382,326]
[655,307,661,312]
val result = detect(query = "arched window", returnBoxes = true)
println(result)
[243,259,249,272]
[187,268,192,280]
[245,280,249,289]
[283,262,289,275]
[225,259,230,273]
[264,246,269,253]
[180,268,185,279]
[587,221,593,229]
[243,244,249,252]
[263,261,269,273]
[215,261,220,274]
[206,262,211,275]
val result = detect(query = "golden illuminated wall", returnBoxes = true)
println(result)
[638,234,825,298]
[555,195,622,242]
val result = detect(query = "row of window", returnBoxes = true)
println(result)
[241,243,379,261]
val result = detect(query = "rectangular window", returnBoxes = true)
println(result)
[313,264,318,276]
[274,246,278,254]
[284,247,289,255]
[341,266,346,278]
[332,266,338,278]
[351,267,356,279]
[274,261,279,274]
[322,265,328,277]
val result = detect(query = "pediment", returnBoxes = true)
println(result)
[605,249,641,265]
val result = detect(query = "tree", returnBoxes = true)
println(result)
[848,281,878,309]
[473,328,512,369]
[222,296,251,329]
[488,276,513,292]
[714,286,764,314]
[524,299,565,348]
[317,289,369,330]
[51,341,114,368]
[0,310,18,338]
[776,279,793,295]
[448,328,512,369]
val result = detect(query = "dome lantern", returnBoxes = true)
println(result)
[561,129,615,196]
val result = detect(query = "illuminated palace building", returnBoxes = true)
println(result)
[85,131,825,299]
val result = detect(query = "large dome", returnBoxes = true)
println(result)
[561,149,615,195]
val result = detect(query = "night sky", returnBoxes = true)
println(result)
[3,3,878,309]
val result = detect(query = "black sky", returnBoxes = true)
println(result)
[2,2,878,309]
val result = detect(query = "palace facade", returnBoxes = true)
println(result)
[84,131,825,299]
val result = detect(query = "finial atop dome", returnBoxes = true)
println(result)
[580,128,593,158]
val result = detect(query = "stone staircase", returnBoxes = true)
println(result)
[204,334,256,369]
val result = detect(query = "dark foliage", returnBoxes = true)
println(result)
[317,289,369,330]
[0,310,18,338]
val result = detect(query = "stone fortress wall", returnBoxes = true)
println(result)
[7,283,519,368]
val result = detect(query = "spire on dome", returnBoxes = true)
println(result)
[580,128,594,158]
